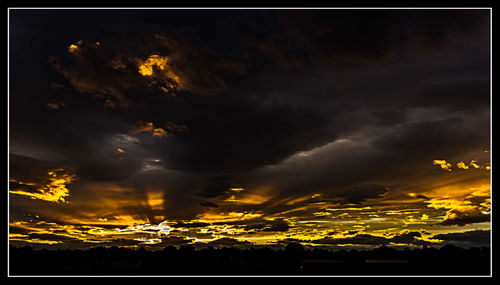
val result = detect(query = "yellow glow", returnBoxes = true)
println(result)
[68,44,79,53]
[9,233,29,238]
[229,187,245,192]
[10,169,76,203]
[433,160,452,171]
[146,192,164,211]
[116,148,126,153]
[456,161,470,169]
[327,207,372,211]
[134,237,163,245]
[424,184,490,225]
[285,196,311,205]
[470,160,480,169]
[223,191,271,205]
[10,238,62,245]
[314,212,332,216]
[196,212,262,223]
[468,184,490,198]
[224,195,238,202]
[138,55,168,76]
[9,179,36,186]
[425,198,468,210]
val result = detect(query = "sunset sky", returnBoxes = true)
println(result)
[8,8,491,250]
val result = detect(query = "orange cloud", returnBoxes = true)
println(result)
[115,148,126,153]
[130,121,169,137]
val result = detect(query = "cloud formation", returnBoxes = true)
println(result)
[9,9,490,249]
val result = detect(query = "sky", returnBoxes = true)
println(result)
[8,8,491,250]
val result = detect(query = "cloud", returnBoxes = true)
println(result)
[433,230,490,246]
[374,117,473,155]
[441,207,490,226]
[424,185,490,227]
[9,9,490,249]
[261,219,293,232]
[238,10,488,71]
[294,231,435,247]
[49,32,249,108]
[164,121,189,133]
[130,121,169,138]
[9,154,77,203]
[389,231,424,244]
[45,100,66,110]
[314,234,390,246]
[370,110,408,127]
[433,159,490,171]
[335,184,388,204]
[205,237,251,248]
[413,79,490,112]
[433,160,453,171]
[10,169,76,203]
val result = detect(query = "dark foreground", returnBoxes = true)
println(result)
[9,244,490,276]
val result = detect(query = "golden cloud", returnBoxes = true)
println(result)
[138,55,181,95]
[433,160,452,171]
[424,185,490,226]
[10,169,77,203]
[433,159,490,171]
[67,41,82,53]
[138,55,169,76]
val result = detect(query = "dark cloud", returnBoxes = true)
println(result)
[370,110,408,127]
[433,230,490,245]
[198,201,219,208]
[10,153,62,180]
[305,232,434,247]
[372,117,489,158]
[261,219,293,232]
[239,10,488,71]
[173,222,210,228]
[49,31,248,107]
[441,208,490,227]
[335,184,388,204]
[205,238,251,248]
[314,234,390,246]
[413,79,490,112]
[9,9,490,248]
[389,231,423,244]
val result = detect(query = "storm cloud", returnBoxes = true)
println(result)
[9,8,491,249]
